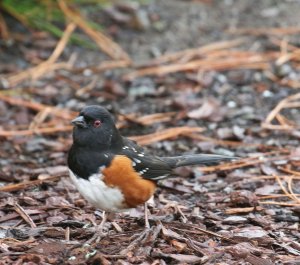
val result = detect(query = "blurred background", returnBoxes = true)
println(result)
[1,0,300,264]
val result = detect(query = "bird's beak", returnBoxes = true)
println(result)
[71,116,87,128]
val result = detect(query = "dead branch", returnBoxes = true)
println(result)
[228,27,300,36]
[0,94,76,120]
[147,38,245,66]
[58,0,131,63]
[119,112,177,126]
[123,55,271,81]
[4,23,76,87]
[262,93,300,130]
[13,203,37,228]
[0,175,62,192]
[0,126,73,137]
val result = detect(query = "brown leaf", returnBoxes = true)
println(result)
[232,226,273,245]
[46,196,71,207]
[290,147,300,160]
[170,239,187,252]
[187,97,226,122]
[153,250,203,263]
[228,242,273,265]
[255,184,279,195]
[260,164,279,175]
[161,226,182,240]
[30,242,66,256]
[222,216,247,224]
[103,79,127,97]
[230,190,258,207]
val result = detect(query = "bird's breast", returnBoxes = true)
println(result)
[69,155,156,211]
[69,170,126,212]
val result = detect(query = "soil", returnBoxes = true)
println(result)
[1,0,300,264]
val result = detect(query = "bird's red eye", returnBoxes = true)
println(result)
[93,120,102,128]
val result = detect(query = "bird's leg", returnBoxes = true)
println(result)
[144,202,150,229]
[98,210,108,232]
[120,202,156,254]
[86,211,109,244]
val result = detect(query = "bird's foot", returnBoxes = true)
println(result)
[120,223,162,255]
[85,223,107,245]
[85,211,117,244]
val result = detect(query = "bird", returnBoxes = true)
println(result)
[67,105,235,240]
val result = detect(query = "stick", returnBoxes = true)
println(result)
[5,23,76,87]
[0,175,62,192]
[0,126,73,137]
[0,94,76,120]
[13,203,37,228]
[58,0,131,63]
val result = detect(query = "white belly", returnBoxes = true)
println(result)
[69,170,126,212]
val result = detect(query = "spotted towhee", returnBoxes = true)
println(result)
[68,105,235,214]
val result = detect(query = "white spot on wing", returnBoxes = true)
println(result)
[133,158,141,163]
[138,153,144,157]
[138,167,149,175]
[151,175,169,180]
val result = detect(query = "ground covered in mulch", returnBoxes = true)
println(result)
[1,0,300,264]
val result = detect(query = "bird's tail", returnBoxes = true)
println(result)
[161,154,236,168]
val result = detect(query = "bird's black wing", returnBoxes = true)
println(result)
[122,137,147,153]
[120,137,173,181]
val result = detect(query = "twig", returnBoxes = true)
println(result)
[0,175,62,192]
[249,175,300,181]
[0,93,76,120]
[287,176,300,203]
[29,107,52,130]
[175,205,188,223]
[13,203,37,228]
[228,27,300,36]
[262,93,300,130]
[119,112,177,126]
[0,2,30,28]
[147,38,245,66]
[278,166,300,176]
[198,154,290,173]
[0,252,26,258]
[258,194,300,199]
[274,175,295,202]
[102,254,127,259]
[0,125,73,137]
[58,0,131,63]
[4,23,76,87]
[47,24,77,64]
[120,224,162,255]
[173,226,232,242]
[65,227,70,241]
[0,12,9,40]
[225,207,262,215]
[123,55,271,81]
[0,210,45,224]
[197,158,262,173]
[259,201,300,206]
